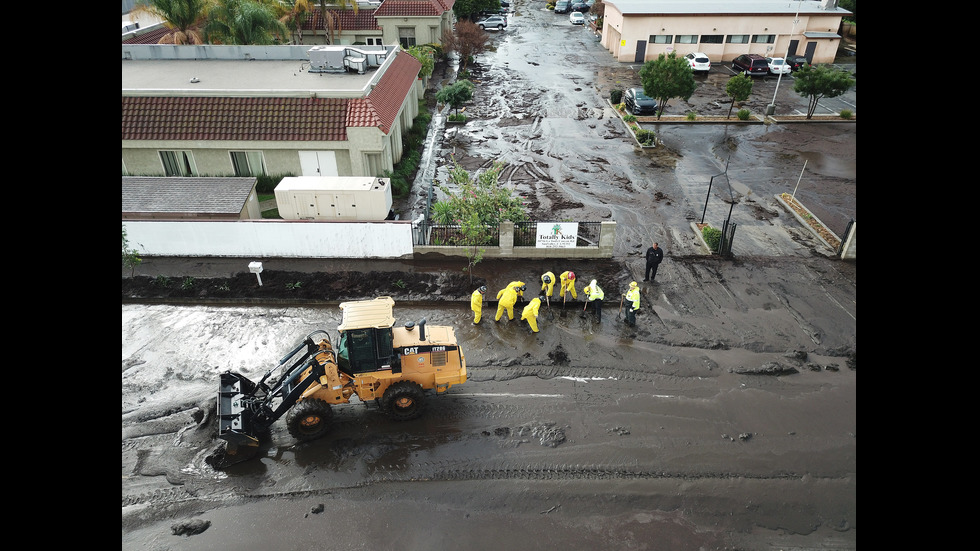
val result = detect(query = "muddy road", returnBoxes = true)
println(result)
[122,4,856,550]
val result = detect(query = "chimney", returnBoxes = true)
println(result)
[418,318,426,341]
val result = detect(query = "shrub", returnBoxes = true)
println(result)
[448,113,467,122]
[256,173,292,193]
[686,111,697,121]
[736,109,751,120]
[622,113,636,123]
[610,89,623,104]
[702,226,721,252]
[839,109,853,120]
[635,128,655,146]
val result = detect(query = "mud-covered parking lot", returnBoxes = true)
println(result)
[123,4,855,550]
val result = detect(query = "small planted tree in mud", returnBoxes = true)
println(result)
[792,64,855,119]
[434,159,529,282]
[436,79,474,120]
[725,73,753,119]
[638,51,698,120]
[440,20,489,73]
[122,225,143,277]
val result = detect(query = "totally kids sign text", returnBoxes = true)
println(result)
[535,222,578,249]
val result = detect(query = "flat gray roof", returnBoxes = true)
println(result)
[121,44,397,98]
[122,58,376,97]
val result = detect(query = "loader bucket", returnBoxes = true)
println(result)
[217,372,261,453]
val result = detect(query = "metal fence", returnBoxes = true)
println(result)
[413,222,500,247]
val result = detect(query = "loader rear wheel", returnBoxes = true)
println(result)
[286,398,333,442]
[381,381,426,421]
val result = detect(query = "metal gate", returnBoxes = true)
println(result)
[719,219,737,257]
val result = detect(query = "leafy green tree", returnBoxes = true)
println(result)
[434,159,529,280]
[792,64,855,119]
[275,0,313,44]
[839,0,856,23]
[440,20,489,73]
[724,74,753,119]
[637,51,698,120]
[204,0,288,44]
[407,45,436,79]
[453,0,499,21]
[436,80,474,117]
[131,0,208,44]
[122,226,143,277]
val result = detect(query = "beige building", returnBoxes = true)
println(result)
[121,43,422,179]
[600,0,851,65]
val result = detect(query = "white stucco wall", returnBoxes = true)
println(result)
[123,219,415,258]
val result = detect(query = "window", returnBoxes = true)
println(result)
[700,34,723,44]
[398,27,416,48]
[366,37,382,46]
[649,34,672,44]
[230,151,267,177]
[727,34,749,44]
[752,35,775,44]
[159,150,198,176]
[675,35,697,44]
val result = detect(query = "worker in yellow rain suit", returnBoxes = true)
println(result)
[471,285,487,324]
[521,295,543,333]
[559,271,577,300]
[541,272,556,298]
[495,284,519,322]
[583,279,605,323]
[624,281,640,327]
[506,281,527,303]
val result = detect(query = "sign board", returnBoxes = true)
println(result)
[535,222,578,249]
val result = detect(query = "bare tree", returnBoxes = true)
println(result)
[440,20,489,73]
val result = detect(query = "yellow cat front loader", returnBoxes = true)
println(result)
[207,297,467,469]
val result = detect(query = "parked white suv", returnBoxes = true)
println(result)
[685,52,711,74]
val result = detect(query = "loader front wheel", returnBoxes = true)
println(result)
[286,398,333,442]
[382,381,426,421]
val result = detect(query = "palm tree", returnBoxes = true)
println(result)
[318,0,358,45]
[131,0,208,44]
[275,0,312,44]
[204,0,289,45]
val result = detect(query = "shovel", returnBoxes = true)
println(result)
[617,294,624,321]
[546,295,555,321]
[579,298,589,319]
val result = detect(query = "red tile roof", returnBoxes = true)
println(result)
[375,0,455,17]
[121,96,350,142]
[122,26,173,45]
[304,8,382,32]
[365,51,421,133]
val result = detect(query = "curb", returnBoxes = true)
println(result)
[773,193,841,252]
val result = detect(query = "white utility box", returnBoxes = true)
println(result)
[274,177,394,221]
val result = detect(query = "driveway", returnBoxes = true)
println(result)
[122,4,856,550]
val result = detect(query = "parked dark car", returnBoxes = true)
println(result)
[784,54,810,71]
[554,0,571,14]
[570,1,590,13]
[731,54,770,77]
[623,87,659,116]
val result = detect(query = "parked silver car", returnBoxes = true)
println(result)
[476,15,508,30]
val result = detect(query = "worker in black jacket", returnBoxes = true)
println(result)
[644,242,664,282]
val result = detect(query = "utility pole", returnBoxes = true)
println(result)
[766,0,803,116]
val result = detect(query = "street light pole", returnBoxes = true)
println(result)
[767,0,803,116]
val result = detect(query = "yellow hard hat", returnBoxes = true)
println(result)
[630,281,637,288]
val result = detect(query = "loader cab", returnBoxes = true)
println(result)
[337,327,396,375]
[337,297,400,375]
